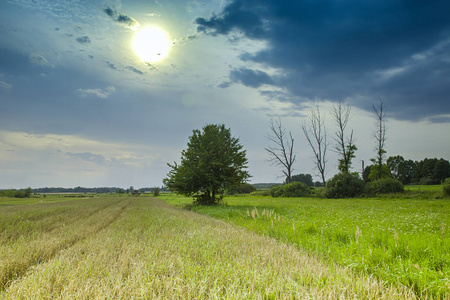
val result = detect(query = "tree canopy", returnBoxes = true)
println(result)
[163,124,250,205]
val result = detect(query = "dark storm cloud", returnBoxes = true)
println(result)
[228,68,276,88]
[106,61,117,70]
[76,36,91,45]
[103,7,138,28]
[126,66,144,75]
[196,0,450,122]
[196,1,268,39]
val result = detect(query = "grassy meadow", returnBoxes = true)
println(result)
[159,188,450,299]
[0,194,416,299]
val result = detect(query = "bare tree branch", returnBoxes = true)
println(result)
[331,102,357,173]
[265,118,296,183]
[301,105,328,186]
[372,98,387,168]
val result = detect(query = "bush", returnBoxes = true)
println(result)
[325,172,365,198]
[282,182,310,197]
[269,185,283,197]
[270,182,311,198]
[365,178,404,195]
[153,187,160,197]
[419,177,435,185]
[0,188,33,198]
[227,183,256,195]
[443,178,450,197]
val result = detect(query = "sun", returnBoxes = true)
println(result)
[133,27,170,62]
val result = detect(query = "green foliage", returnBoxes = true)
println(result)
[368,164,391,181]
[338,143,357,173]
[0,188,33,198]
[325,172,364,198]
[362,165,372,183]
[290,173,314,187]
[163,124,250,205]
[227,183,256,195]
[387,155,406,183]
[443,178,450,197]
[433,159,450,183]
[269,185,283,197]
[281,182,311,197]
[365,178,404,195]
[269,182,311,198]
[153,187,160,197]
[415,158,450,184]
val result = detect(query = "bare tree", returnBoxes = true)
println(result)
[331,102,357,173]
[301,106,328,187]
[265,118,296,183]
[370,98,388,179]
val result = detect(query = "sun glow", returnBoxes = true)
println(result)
[133,27,170,62]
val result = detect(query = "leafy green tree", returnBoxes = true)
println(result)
[291,173,314,187]
[443,178,450,197]
[164,124,250,205]
[368,164,391,181]
[24,187,33,198]
[403,159,416,184]
[432,159,450,183]
[387,155,406,183]
[362,165,372,183]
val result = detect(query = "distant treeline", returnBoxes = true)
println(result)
[32,186,166,194]
[364,156,450,185]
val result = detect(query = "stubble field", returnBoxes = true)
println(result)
[0,194,416,299]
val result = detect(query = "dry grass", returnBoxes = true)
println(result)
[1,196,415,299]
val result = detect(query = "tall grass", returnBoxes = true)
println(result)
[160,193,449,299]
[1,195,414,299]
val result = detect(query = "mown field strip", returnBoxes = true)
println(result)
[1,196,414,299]
[0,197,130,291]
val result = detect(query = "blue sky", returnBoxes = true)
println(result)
[1,0,449,189]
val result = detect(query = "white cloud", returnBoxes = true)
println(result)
[0,131,168,189]
[28,53,55,68]
[77,86,116,99]
[0,80,13,91]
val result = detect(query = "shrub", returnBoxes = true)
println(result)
[325,172,365,198]
[269,182,311,198]
[227,183,256,195]
[419,177,435,185]
[153,187,160,197]
[269,185,283,197]
[443,178,450,197]
[281,182,310,197]
[0,188,33,198]
[365,178,404,195]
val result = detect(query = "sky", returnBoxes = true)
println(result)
[1,0,449,189]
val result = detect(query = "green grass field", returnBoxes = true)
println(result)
[0,194,415,299]
[159,192,450,299]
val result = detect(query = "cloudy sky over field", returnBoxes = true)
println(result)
[1,0,450,189]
